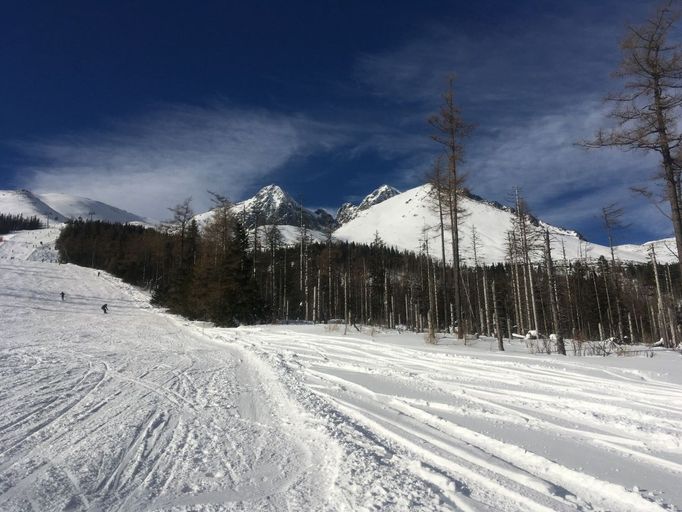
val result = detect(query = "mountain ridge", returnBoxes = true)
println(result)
[1,185,674,264]
[0,189,151,225]
[333,184,674,264]
[336,185,401,225]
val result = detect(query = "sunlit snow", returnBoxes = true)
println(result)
[1,229,681,511]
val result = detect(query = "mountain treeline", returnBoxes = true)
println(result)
[55,198,679,349]
[55,211,261,326]
[0,213,43,235]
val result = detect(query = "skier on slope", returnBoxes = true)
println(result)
[60,291,65,301]
[101,304,108,314]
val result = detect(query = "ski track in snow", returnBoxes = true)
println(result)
[0,231,341,511]
[220,327,682,512]
[2,228,682,511]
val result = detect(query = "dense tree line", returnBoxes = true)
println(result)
[0,213,43,235]
[56,201,679,349]
[55,208,261,326]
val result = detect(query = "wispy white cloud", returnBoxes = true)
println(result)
[15,103,346,219]
[348,7,671,243]
[354,14,619,113]
[466,100,669,238]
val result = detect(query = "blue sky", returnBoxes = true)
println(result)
[0,0,672,244]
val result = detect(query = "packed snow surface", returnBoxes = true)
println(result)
[0,231,341,511]
[2,229,682,511]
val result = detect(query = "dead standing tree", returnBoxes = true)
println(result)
[544,229,567,355]
[508,189,542,335]
[585,1,682,281]
[602,203,629,341]
[429,76,473,338]
[167,197,194,266]
[427,155,451,332]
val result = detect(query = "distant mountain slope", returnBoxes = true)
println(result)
[37,193,149,224]
[0,189,150,225]
[0,190,67,223]
[333,184,676,264]
[3,185,671,264]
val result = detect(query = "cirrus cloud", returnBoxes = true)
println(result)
[14,102,347,220]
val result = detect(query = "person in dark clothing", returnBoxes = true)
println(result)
[60,292,65,301]
[101,304,108,314]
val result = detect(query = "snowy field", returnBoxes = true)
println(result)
[1,229,682,511]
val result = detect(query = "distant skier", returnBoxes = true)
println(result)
[101,304,108,314]
[97,271,101,277]
[60,291,65,301]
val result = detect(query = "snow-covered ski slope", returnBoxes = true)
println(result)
[0,190,67,223]
[0,231,342,511]
[334,185,677,265]
[2,229,682,511]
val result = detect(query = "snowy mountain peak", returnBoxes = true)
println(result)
[359,185,401,210]
[192,182,675,264]
[336,203,356,225]
[336,185,401,225]
[252,184,295,208]
[333,183,675,265]
[232,184,334,232]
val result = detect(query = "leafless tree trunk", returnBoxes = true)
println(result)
[343,271,349,335]
[168,197,194,265]
[429,76,473,338]
[384,271,390,327]
[424,231,436,343]
[586,1,682,281]
[428,156,451,331]
[492,280,504,351]
[545,229,566,355]
[650,245,670,346]
[483,266,491,336]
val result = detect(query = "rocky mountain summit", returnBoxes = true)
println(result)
[336,185,401,225]
[231,185,336,232]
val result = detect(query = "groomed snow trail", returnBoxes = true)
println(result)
[224,326,682,512]
[0,231,342,511]
[3,229,682,511]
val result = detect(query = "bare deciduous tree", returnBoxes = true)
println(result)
[429,76,473,338]
[601,203,629,266]
[586,1,682,279]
